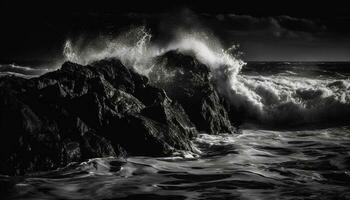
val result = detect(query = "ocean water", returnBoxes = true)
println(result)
[2,62,350,200]
[3,128,350,200]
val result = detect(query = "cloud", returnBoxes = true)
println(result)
[225,14,281,31]
[218,14,325,32]
[213,14,329,41]
[276,15,327,32]
[121,11,350,61]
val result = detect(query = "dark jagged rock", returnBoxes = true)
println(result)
[136,92,197,153]
[79,131,119,159]
[0,51,239,175]
[149,50,234,134]
[0,59,197,175]
[90,59,148,95]
[0,84,117,175]
[98,85,197,156]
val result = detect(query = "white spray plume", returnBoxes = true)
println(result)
[62,26,244,76]
[63,40,79,63]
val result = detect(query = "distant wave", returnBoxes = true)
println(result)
[0,63,51,78]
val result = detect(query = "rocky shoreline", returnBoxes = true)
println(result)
[0,50,238,175]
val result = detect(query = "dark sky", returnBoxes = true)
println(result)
[1,0,350,63]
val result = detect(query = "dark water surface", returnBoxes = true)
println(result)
[3,128,350,200]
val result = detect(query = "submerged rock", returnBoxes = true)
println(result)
[150,50,234,134]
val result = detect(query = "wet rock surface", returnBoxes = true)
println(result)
[150,50,234,134]
[0,53,236,175]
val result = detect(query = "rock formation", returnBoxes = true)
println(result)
[0,51,237,175]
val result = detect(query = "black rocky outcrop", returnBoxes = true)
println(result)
[0,51,237,176]
[149,50,234,134]
[0,59,197,175]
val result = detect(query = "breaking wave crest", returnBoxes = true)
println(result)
[234,75,350,127]
[62,26,350,128]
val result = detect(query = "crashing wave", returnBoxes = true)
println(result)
[235,75,350,127]
[62,26,244,75]
[62,26,350,128]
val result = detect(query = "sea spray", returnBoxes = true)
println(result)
[63,26,157,75]
[63,40,80,63]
